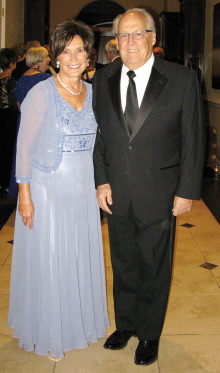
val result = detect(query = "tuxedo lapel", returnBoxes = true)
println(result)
[129,66,167,143]
[108,66,130,138]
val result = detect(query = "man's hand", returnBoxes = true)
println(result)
[97,183,113,214]
[172,196,192,216]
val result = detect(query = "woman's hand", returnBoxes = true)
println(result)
[18,184,35,230]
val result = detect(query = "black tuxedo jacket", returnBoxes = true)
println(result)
[93,56,205,220]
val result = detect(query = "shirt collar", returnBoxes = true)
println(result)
[122,53,154,78]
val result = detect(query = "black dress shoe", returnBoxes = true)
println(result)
[104,330,135,350]
[134,339,159,365]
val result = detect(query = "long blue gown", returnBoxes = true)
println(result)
[8,78,109,358]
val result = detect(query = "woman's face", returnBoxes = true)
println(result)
[38,55,51,72]
[57,35,88,79]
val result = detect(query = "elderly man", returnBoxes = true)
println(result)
[93,8,204,366]
[105,39,120,63]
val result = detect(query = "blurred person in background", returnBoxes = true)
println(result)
[12,40,41,81]
[82,47,103,83]
[12,43,26,63]
[0,48,18,197]
[153,46,165,59]
[105,39,120,63]
[43,44,57,74]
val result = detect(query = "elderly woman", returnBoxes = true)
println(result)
[14,46,51,109]
[0,48,18,195]
[8,47,51,199]
[8,19,109,360]
[12,40,41,80]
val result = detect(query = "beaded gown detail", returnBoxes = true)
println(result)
[8,78,109,358]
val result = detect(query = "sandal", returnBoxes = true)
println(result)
[48,354,62,362]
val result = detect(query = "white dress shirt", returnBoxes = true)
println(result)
[120,53,154,112]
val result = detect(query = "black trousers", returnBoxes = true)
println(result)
[107,203,176,340]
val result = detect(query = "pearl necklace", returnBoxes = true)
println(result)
[57,74,82,96]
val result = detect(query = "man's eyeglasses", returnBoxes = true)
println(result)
[115,30,153,41]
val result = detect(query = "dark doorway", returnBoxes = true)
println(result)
[24,0,50,44]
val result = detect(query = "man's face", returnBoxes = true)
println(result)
[91,48,98,64]
[116,12,156,70]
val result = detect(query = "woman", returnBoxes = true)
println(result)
[8,46,51,199]
[8,19,109,360]
[15,46,51,99]
[0,48,18,196]
[11,40,41,81]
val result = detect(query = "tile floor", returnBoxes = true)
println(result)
[0,199,219,372]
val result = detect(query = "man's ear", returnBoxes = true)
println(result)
[152,32,157,47]
[116,38,119,51]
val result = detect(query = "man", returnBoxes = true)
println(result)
[82,48,104,83]
[91,47,104,70]
[153,46,165,59]
[93,8,204,366]
[105,39,120,63]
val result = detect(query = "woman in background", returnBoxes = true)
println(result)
[8,46,51,199]
[0,48,18,196]
[8,19,109,361]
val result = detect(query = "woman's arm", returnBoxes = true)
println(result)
[16,82,48,180]
[18,183,34,230]
[16,82,49,230]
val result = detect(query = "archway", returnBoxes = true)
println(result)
[77,0,125,64]
[76,0,125,27]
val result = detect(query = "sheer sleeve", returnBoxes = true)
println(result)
[16,83,49,183]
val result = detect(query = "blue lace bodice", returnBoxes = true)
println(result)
[60,93,97,153]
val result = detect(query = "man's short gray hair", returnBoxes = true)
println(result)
[105,39,119,54]
[113,8,156,35]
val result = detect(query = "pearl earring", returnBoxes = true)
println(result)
[87,59,89,67]
[56,61,60,69]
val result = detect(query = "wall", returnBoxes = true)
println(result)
[5,0,24,47]
[203,0,220,164]
[166,0,180,12]
[4,0,179,47]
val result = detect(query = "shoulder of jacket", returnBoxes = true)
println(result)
[154,59,196,84]
[96,59,121,77]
